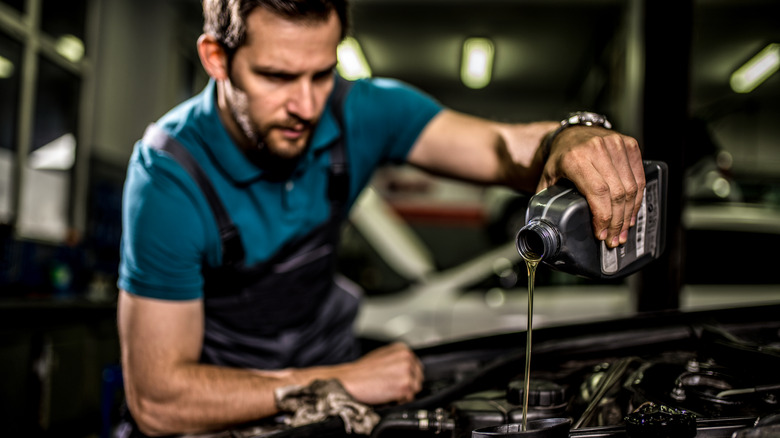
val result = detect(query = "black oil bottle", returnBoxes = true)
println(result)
[516,161,667,279]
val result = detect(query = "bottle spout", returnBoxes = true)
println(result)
[516,219,561,262]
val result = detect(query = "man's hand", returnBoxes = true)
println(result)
[329,342,424,405]
[537,125,645,248]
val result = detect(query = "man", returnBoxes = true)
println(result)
[118,0,645,435]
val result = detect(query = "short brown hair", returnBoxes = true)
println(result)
[202,0,349,56]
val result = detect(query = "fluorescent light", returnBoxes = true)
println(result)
[337,37,371,80]
[730,43,779,93]
[461,37,494,89]
[0,55,13,78]
[55,34,85,63]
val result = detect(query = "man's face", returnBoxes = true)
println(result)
[224,7,340,160]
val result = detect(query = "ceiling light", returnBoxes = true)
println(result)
[337,37,371,80]
[461,37,494,89]
[730,43,779,93]
[55,34,85,63]
[0,56,13,78]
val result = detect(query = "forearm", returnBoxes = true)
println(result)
[408,110,558,193]
[119,291,297,435]
[126,347,421,436]
[125,359,292,435]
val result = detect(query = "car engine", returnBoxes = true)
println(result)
[245,304,780,438]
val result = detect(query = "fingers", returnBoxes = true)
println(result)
[549,128,643,248]
[584,154,626,247]
[624,136,646,226]
[588,134,642,247]
[348,342,423,405]
[386,343,424,403]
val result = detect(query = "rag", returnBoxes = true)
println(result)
[275,378,381,435]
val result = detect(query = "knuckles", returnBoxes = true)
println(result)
[593,212,613,227]
[610,186,628,204]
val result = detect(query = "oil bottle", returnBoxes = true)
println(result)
[516,161,667,280]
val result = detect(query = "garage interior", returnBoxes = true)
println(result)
[0,0,778,436]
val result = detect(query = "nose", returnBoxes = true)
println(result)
[287,78,316,121]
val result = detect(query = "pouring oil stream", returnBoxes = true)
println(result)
[521,256,539,431]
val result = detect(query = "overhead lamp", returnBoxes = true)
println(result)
[0,55,13,78]
[730,43,779,93]
[55,34,85,63]
[337,36,372,80]
[461,37,494,89]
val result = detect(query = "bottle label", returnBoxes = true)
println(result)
[600,179,659,274]
[644,178,660,257]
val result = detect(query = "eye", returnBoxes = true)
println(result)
[249,65,296,83]
[313,68,335,82]
[264,72,296,82]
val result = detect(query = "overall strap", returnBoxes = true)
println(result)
[143,124,245,265]
[327,76,353,210]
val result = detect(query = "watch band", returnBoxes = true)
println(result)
[542,112,613,161]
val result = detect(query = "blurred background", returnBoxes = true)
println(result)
[0,0,778,436]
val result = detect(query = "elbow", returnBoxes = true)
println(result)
[127,394,176,437]
[125,387,189,437]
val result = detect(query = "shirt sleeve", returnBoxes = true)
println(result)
[118,143,215,300]
[346,77,444,192]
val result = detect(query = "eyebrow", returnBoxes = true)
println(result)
[250,62,338,78]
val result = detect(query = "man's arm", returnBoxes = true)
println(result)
[406,109,645,248]
[118,290,422,436]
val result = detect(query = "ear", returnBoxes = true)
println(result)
[197,34,230,80]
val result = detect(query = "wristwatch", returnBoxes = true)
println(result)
[542,111,613,161]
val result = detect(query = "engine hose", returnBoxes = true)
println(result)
[370,409,454,438]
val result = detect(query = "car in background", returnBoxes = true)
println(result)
[341,178,780,348]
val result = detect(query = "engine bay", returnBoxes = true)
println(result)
[247,304,780,438]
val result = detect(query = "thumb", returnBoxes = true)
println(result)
[535,171,557,194]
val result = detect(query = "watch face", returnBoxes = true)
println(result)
[568,112,612,129]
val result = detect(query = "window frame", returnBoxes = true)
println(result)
[0,0,96,243]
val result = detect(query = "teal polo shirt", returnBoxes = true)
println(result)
[119,77,443,300]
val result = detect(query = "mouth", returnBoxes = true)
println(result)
[276,123,310,141]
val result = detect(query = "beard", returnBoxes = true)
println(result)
[226,79,313,181]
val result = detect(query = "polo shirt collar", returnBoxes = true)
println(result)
[196,79,341,185]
